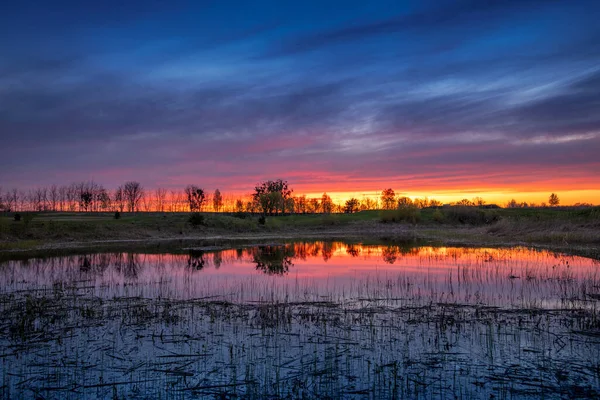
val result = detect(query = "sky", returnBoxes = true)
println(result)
[1,0,599,204]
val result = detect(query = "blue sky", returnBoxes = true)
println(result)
[1,0,599,200]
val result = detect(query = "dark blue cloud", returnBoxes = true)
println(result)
[0,0,599,191]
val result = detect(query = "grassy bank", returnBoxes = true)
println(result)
[1,207,599,252]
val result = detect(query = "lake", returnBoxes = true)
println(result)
[1,241,599,398]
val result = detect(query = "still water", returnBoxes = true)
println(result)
[2,242,599,307]
[0,242,599,399]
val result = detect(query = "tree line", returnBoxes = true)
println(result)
[0,179,574,214]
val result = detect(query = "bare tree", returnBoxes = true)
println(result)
[213,189,223,212]
[155,188,167,212]
[3,189,14,211]
[114,186,125,212]
[123,181,144,212]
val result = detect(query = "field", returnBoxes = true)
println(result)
[1,207,599,254]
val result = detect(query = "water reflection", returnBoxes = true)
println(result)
[1,242,599,308]
[187,250,206,271]
[251,245,294,275]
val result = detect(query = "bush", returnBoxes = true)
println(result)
[233,211,248,219]
[432,209,444,223]
[188,213,205,227]
[202,215,258,231]
[14,213,21,222]
[379,206,421,224]
[114,211,121,220]
[443,207,500,225]
[258,215,266,225]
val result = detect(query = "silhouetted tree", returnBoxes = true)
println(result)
[123,181,144,212]
[473,197,486,206]
[549,193,560,207]
[253,179,292,215]
[155,188,167,212]
[80,190,93,211]
[213,189,223,212]
[309,198,320,213]
[397,196,413,208]
[381,188,396,210]
[184,185,205,212]
[49,185,58,211]
[114,186,126,212]
[429,199,442,208]
[321,193,333,214]
[506,199,518,208]
[344,198,360,213]
[456,199,473,206]
[235,199,244,213]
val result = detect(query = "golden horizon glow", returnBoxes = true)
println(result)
[298,189,600,206]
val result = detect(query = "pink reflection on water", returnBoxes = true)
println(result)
[1,243,599,308]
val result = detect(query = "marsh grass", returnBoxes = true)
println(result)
[1,289,598,399]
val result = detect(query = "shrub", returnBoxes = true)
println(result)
[432,209,444,223]
[14,213,21,222]
[379,206,421,224]
[233,211,248,219]
[443,206,500,225]
[22,213,35,226]
[202,215,257,231]
[114,211,121,220]
[188,213,205,227]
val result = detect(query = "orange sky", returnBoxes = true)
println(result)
[304,189,600,206]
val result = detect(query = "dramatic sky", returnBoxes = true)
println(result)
[1,0,599,203]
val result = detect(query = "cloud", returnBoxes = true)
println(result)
[0,0,599,196]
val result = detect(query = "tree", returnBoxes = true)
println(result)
[472,197,486,206]
[123,181,144,212]
[456,199,473,207]
[413,198,428,209]
[397,196,413,208]
[98,189,111,210]
[309,198,320,213]
[213,189,223,212]
[381,188,396,210]
[155,188,167,212]
[253,179,293,215]
[429,199,442,208]
[80,190,93,211]
[321,193,333,214]
[506,199,518,208]
[185,185,206,212]
[114,186,125,212]
[235,199,244,213]
[344,198,360,213]
[549,193,560,207]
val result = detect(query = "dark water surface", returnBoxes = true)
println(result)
[1,242,599,398]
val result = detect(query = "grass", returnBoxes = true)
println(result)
[1,207,599,252]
